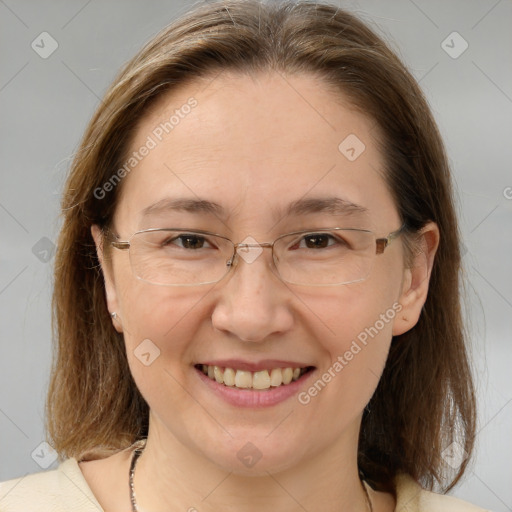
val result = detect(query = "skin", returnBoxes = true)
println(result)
[86,71,439,512]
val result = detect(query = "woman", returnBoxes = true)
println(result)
[0,0,488,510]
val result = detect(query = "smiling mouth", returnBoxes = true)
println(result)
[195,364,314,390]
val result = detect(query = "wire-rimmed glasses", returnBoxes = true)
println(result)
[108,225,405,286]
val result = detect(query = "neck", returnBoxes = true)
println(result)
[131,417,373,512]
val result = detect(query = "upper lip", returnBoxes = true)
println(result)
[196,359,314,372]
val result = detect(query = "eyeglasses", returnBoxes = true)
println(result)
[109,225,405,287]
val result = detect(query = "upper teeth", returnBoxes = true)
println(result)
[200,365,307,390]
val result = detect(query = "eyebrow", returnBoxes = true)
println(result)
[141,198,225,218]
[140,196,368,220]
[283,196,368,218]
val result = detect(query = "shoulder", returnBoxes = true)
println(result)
[394,473,491,512]
[0,458,103,512]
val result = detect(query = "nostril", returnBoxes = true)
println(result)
[238,335,259,342]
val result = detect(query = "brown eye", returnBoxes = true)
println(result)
[164,234,212,250]
[291,233,345,250]
[302,234,331,249]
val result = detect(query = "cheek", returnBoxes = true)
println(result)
[300,266,403,407]
[116,278,218,395]
[305,260,402,351]
[120,282,209,356]
[320,289,398,365]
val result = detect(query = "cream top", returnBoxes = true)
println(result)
[0,458,490,511]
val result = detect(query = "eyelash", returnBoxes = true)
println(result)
[162,232,347,250]
[162,234,215,249]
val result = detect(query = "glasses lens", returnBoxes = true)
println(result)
[274,229,375,285]
[129,230,233,285]
[126,228,377,286]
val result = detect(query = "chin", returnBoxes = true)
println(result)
[195,431,310,476]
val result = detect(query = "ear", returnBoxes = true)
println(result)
[392,222,439,336]
[91,224,123,333]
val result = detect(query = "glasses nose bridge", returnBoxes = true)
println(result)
[234,241,274,250]
[227,240,275,269]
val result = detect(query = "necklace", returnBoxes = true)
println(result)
[129,439,146,512]
[129,439,373,512]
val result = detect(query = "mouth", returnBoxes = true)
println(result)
[194,364,315,391]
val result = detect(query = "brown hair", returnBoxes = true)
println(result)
[46,0,476,495]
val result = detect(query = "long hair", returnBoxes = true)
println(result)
[46,0,476,494]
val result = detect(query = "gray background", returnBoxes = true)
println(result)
[0,0,511,510]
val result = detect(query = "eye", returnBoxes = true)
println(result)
[293,232,347,250]
[163,233,215,250]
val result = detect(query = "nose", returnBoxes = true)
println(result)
[211,244,294,342]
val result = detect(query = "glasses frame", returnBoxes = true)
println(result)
[108,224,406,286]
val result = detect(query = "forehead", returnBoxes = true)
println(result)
[114,71,397,233]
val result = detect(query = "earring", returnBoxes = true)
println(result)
[111,312,117,320]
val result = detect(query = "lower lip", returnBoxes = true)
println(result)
[194,367,315,408]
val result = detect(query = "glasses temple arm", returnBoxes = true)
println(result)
[375,223,407,255]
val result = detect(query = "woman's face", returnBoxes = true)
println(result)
[95,71,415,475]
